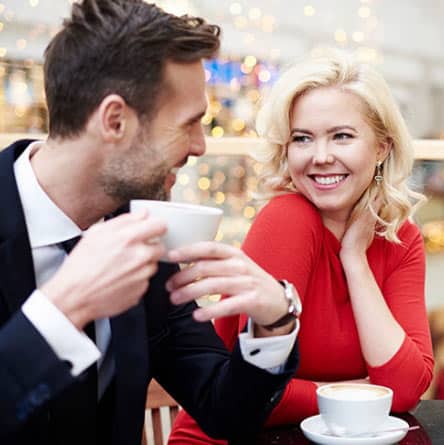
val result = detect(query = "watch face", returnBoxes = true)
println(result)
[283,281,302,317]
[262,280,302,330]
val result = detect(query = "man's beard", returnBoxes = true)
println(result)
[99,144,171,203]
[101,169,170,202]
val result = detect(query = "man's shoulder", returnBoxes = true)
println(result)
[0,139,37,165]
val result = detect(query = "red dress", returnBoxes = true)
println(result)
[169,194,434,444]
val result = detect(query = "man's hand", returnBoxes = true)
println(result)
[41,211,166,330]
[166,242,296,337]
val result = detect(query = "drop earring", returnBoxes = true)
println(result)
[374,160,383,184]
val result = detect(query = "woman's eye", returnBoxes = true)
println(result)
[334,132,353,141]
[292,135,311,143]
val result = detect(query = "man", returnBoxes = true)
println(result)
[0,1,301,444]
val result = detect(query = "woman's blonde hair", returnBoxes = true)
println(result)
[255,48,425,242]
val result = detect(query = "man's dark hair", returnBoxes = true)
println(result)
[44,0,220,138]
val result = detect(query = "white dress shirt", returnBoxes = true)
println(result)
[14,141,298,379]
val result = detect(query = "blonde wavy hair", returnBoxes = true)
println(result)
[255,49,425,243]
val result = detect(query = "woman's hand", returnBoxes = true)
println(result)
[340,200,381,265]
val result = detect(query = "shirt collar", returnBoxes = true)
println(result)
[13,141,82,248]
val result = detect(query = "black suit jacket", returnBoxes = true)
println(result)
[0,140,299,445]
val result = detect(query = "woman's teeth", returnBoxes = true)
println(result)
[314,175,346,185]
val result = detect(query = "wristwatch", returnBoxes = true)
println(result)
[262,280,302,331]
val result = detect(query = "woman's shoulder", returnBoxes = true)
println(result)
[384,220,423,252]
[246,193,325,248]
[396,219,422,243]
[371,219,423,264]
[259,192,322,222]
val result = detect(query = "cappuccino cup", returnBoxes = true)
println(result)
[130,200,223,261]
[317,383,393,437]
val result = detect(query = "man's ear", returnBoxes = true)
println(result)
[97,94,136,142]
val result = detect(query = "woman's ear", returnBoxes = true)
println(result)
[377,137,392,163]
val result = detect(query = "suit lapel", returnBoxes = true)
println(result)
[0,232,37,313]
[0,140,37,314]
[105,203,148,441]
[110,302,149,443]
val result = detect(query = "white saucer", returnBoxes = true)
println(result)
[300,415,410,445]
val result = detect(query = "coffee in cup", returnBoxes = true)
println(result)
[317,383,393,437]
[130,200,223,261]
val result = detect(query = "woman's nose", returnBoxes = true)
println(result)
[312,143,335,165]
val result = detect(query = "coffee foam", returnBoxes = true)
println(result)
[319,384,389,400]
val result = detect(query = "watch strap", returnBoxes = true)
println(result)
[262,280,302,331]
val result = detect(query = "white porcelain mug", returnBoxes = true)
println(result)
[317,383,393,437]
[130,200,223,261]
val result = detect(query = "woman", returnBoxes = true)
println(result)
[169,50,434,444]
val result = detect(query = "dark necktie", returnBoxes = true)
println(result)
[61,236,115,398]
[60,236,81,255]
[60,236,96,342]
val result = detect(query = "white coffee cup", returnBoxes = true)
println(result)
[316,383,393,437]
[130,200,223,261]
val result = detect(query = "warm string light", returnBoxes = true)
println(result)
[202,55,278,143]
[352,31,365,43]
[334,29,347,44]
[229,2,242,15]
[423,221,444,253]
[228,2,276,49]
[311,0,382,63]
[304,5,316,17]
[16,39,27,50]
[358,5,371,18]
[172,155,261,247]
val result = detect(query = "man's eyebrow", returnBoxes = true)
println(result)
[185,111,206,125]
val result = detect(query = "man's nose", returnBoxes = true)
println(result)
[189,124,206,157]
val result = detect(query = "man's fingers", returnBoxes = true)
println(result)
[192,295,253,322]
[99,210,150,230]
[167,241,239,263]
[169,276,253,305]
[125,216,167,244]
[166,258,249,291]
[88,213,167,245]
[138,243,166,264]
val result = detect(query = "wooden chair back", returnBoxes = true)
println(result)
[142,379,180,445]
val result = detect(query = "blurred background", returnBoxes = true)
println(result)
[0,1,443,312]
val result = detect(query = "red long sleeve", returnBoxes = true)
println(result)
[366,225,434,411]
[169,194,433,444]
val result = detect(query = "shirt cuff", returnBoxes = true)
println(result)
[238,318,299,374]
[21,289,100,376]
